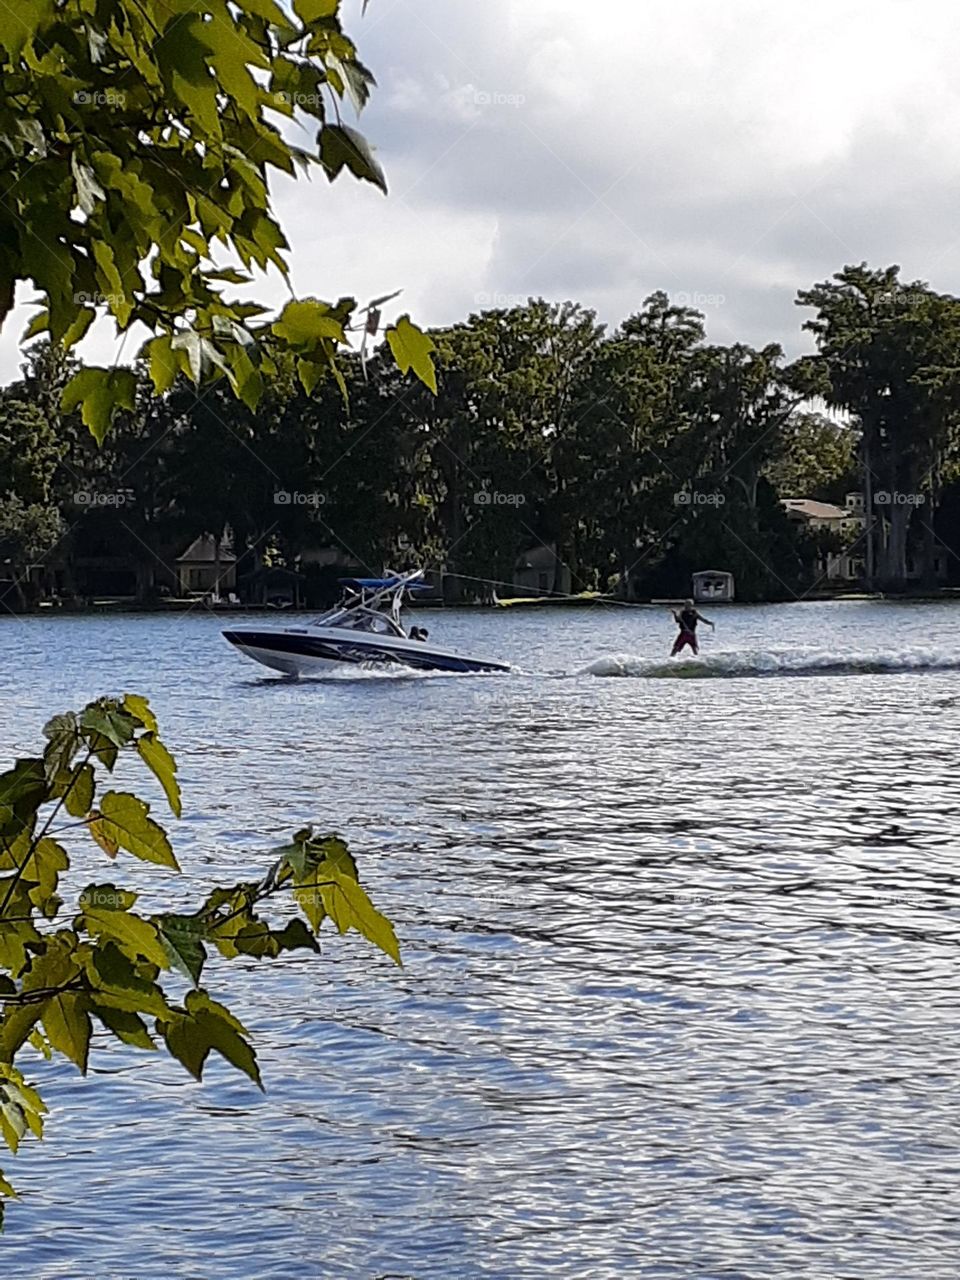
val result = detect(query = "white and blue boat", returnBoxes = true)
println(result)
[223,570,510,677]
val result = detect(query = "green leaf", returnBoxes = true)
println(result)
[157,914,207,985]
[295,0,339,19]
[272,298,346,348]
[43,711,77,744]
[310,835,357,877]
[0,759,47,834]
[91,1004,154,1050]
[159,990,262,1088]
[386,316,438,393]
[204,268,252,286]
[79,905,170,969]
[0,886,40,974]
[26,1028,52,1060]
[0,937,77,1060]
[244,0,292,23]
[293,876,326,931]
[122,694,158,734]
[86,815,119,859]
[63,762,95,817]
[0,0,55,60]
[326,52,376,115]
[296,358,326,395]
[91,241,132,325]
[71,154,105,215]
[316,863,401,964]
[17,117,46,156]
[78,883,137,912]
[8,836,69,908]
[0,1064,46,1157]
[94,792,180,870]
[320,123,387,193]
[41,993,91,1072]
[23,309,49,340]
[203,16,266,120]
[273,917,321,954]
[136,734,181,819]
[62,307,96,348]
[146,335,179,396]
[155,17,220,140]
[61,368,138,444]
[80,701,140,750]
[227,343,263,410]
[43,711,80,782]
[171,329,204,382]
[85,943,171,1019]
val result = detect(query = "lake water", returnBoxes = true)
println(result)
[1,600,958,1279]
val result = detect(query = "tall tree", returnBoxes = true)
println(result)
[0,395,65,605]
[570,293,705,597]
[797,264,960,588]
[405,302,603,599]
[764,411,859,504]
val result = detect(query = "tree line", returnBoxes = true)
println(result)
[6,262,960,607]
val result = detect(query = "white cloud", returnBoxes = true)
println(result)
[4,0,960,382]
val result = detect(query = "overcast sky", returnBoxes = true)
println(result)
[4,0,960,381]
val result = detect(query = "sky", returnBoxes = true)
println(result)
[4,0,960,381]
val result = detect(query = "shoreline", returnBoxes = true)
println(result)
[5,587,960,617]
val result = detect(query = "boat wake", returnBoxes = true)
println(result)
[321,662,512,681]
[580,646,960,680]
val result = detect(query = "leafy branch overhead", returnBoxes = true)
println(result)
[0,0,436,440]
[0,695,400,1228]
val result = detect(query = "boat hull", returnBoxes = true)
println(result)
[222,626,511,676]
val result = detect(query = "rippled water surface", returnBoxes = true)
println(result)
[1,600,958,1279]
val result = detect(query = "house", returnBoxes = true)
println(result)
[782,497,864,581]
[782,497,862,532]
[692,570,734,602]
[176,534,237,596]
[514,544,571,596]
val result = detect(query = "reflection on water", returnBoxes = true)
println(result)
[0,601,958,1278]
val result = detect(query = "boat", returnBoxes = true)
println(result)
[222,570,512,677]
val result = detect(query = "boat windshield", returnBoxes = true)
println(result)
[310,571,426,638]
[341,608,404,636]
[314,591,406,637]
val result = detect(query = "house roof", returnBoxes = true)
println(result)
[176,534,237,564]
[782,498,849,521]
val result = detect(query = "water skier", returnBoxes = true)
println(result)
[669,599,714,656]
